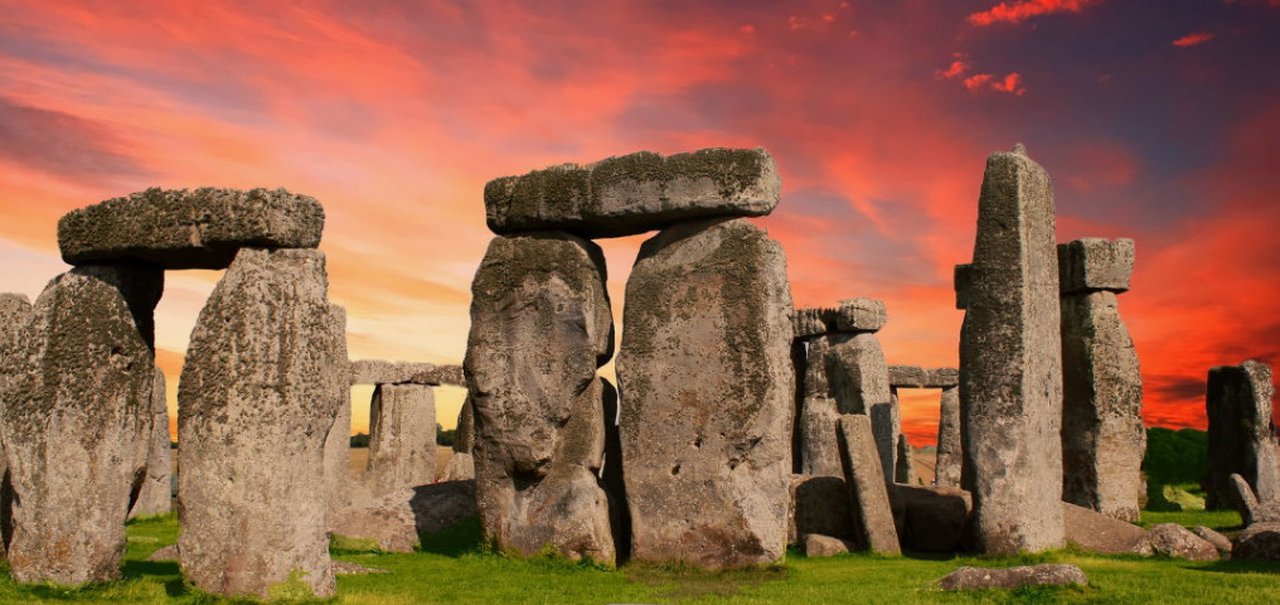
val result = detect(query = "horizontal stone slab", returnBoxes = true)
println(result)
[1058,238,1134,295]
[792,307,838,339]
[58,188,324,270]
[888,366,959,389]
[350,360,464,386]
[836,298,886,333]
[484,148,780,238]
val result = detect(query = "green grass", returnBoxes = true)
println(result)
[0,512,1276,604]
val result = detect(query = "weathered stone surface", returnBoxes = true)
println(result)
[350,359,464,386]
[178,248,343,598]
[129,368,171,519]
[895,433,915,484]
[1226,473,1280,525]
[366,384,437,495]
[1063,502,1147,555]
[890,485,971,553]
[789,474,855,545]
[939,564,1087,591]
[322,306,351,516]
[58,188,323,270]
[453,395,475,454]
[439,398,476,482]
[888,366,960,389]
[1061,289,1144,522]
[803,534,852,557]
[835,298,886,333]
[485,148,780,238]
[1233,522,1280,561]
[935,387,962,488]
[1058,238,1134,295]
[1205,361,1278,509]
[837,414,901,555]
[147,545,178,562]
[0,293,31,552]
[1192,526,1233,555]
[827,335,896,480]
[330,481,477,553]
[466,232,615,564]
[797,335,846,476]
[1,266,159,585]
[618,217,793,568]
[958,145,1065,555]
[954,264,973,310]
[1140,523,1219,561]
[792,307,838,339]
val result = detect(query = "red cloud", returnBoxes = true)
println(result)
[991,72,1027,95]
[968,0,1100,27]
[938,60,969,79]
[960,72,1026,95]
[1172,31,1214,47]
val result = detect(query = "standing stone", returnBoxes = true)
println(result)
[366,384,437,494]
[1,264,161,584]
[826,330,895,481]
[797,335,846,477]
[1059,239,1143,522]
[836,414,900,554]
[618,217,793,569]
[1205,361,1278,509]
[440,397,476,481]
[934,387,962,488]
[958,144,1065,554]
[129,368,172,518]
[895,433,915,484]
[465,232,615,564]
[179,248,343,598]
[322,305,351,515]
[0,293,33,553]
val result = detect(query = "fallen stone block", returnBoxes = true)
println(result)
[802,534,853,558]
[939,564,1088,591]
[1062,502,1147,555]
[330,481,477,553]
[1233,522,1280,561]
[836,414,900,555]
[1139,523,1219,561]
[1192,526,1232,555]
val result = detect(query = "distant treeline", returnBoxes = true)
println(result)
[349,424,455,448]
[1142,426,1208,511]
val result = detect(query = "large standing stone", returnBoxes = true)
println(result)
[958,144,1065,554]
[1059,239,1143,522]
[826,332,895,481]
[485,148,780,238]
[322,305,351,515]
[0,293,33,552]
[836,414,900,554]
[366,384,437,494]
[129,368,172,519]
[934,387,962,488]
[178,248,343,598]
[58,188,324,270]
[1205,361,1278,509]
[1,264,160,584]
[465,232,615,564]
[797,335,846,477]
[618,217,793,568]
[895,433,915,484]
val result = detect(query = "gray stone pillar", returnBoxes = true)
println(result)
[466,232,615,565]
[1058,238,1144,521]
[130,367,172,518]
[825,299,893,481]
[0,293,31,553]
[439,396,476,481]
[934,387,962,488]
[178,248,343,598]
[366,383,437,493]
[1205,360,1278,509]
[958,144,1065,554]
[836,414,900,554]
[1,265,161,584]
[322,305,351,515]
[618,218,793,569]
[895,432,915,484]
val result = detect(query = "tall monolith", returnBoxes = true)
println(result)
[129,367,172,518]
[366,383,437,494]
[1205,361,1278,509]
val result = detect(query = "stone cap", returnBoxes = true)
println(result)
[792,307,839,339]
[1058,238,1134,295]
[484,148,780,239]
[836,298,886,333]
[58,187,324,270]
[888,366,959,389]
[954,264,973,310]
[351,360,465,387]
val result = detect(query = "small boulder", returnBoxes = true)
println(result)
[802,534,852,558]
[1233,522,1280,561]
[1062,502,1147,555]
[1192,526,1233,555]
[939,564,1088,591]
[147,545,178,562]
[1140,523,1219,561]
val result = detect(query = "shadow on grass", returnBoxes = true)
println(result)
[624,560,789,601]
[121,559,179,580]
[418,515,485,557]
[1186,559,1280,575]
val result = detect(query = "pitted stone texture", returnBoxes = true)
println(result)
[836,414,901,555]
[1139,524,1219,561]
[1192,526,1233,555]
[1063,502,1147,555]
[485,148,780,238]
[0,293,32,551]
[797,335,848,476]
[940,564,1087,591]
[466,232,615,564]
[350,360,464,386]
[439,397,476,482]
[1,265,159,585]
[130,368,171,519]
[1205,361,1278,510]
[959,146,1065,555]
[890,485,971,553]
[1233,522,1280,561]
[178,248,343,598]
[322,306,352,516]
[58,188,323,270]
[366,384,437,495]
[1058,238,1134,295]
[618,217,793,568]
[803,534,852,557]
[453,395,475,454]
[330,481,477,553]
[895,433,915,484]
[1061,290,1144,521]
[888,366,960,389]
[792,307,838,339]
[835,298,886,333]
[1227,473,1280,526]
[935,387,962,488]
[789,474,855,545]
[826,334,895,480]
[954,264,973,310]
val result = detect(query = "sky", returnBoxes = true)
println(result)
[1,0,1278,446]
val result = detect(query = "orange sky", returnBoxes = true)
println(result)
[1,1,1278,445]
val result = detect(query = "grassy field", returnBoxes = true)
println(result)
[0,510,1275,605]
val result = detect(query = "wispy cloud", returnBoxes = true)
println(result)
[1172,31,1215,47]
[968,0,1100,27]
